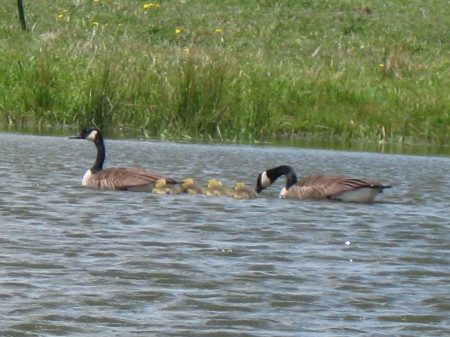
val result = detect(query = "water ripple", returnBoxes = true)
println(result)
[0,133,449,336]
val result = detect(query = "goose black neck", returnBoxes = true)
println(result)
[268,165,298,189]
[91,134,105,173]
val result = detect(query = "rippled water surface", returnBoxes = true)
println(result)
[0,132,449,336]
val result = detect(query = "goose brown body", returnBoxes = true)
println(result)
[71,127,177,191]
[256,165,391,202]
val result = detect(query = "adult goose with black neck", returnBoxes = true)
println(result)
[70,127,178,191]
[256,165,391,203]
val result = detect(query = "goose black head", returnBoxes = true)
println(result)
[70,127,101,142]
[256,165,298,193]
[255,170,273,193]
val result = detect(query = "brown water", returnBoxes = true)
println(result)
[0,132,449,336]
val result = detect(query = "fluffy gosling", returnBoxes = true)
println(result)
[205,179,232,197]
[180,178,206,195]
[232,182,258,199]
[152,178,181,195]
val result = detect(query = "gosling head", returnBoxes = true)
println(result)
[207,179,223,188]
[155,178,167,188]
[234,182,247,190]
[181,178,195,188]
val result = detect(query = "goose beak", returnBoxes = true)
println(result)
[69,132,83,139]
[255,180,264,193]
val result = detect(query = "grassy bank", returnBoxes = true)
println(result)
[1,0,449,143]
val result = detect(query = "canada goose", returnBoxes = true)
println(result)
[205,179,233,197]
[256,165,391,203]
[152,178,181,195]
[180,178,205,195]
[70,127,178,191]
[232,182,258,199]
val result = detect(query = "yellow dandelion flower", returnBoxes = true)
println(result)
[63,9,69,13]
[92,21,100,26]
[57,14,64,18]
[378,63,385,68]
[183,48,190,54]
[93,0,100,2]
[175,29,182,34]
[214,28,222,33]
[144,3,161,9]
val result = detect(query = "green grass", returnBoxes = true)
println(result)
[0,0,449,144]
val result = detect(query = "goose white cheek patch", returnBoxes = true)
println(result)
[261,171,271,188]
[86,130,98,142]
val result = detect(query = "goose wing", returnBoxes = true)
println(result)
[94,168,177,190]
[289,175,388,199]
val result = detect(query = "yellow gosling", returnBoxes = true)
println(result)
[232,182,258,199]
[205,179,232,197]
[152,178,181,195]
[180,178,205,195]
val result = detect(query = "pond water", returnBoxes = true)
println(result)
[0,131,449,336]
